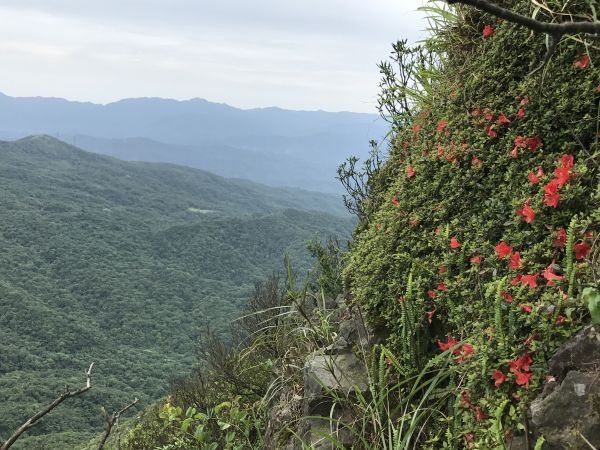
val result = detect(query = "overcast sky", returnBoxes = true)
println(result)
[0,0,427,112]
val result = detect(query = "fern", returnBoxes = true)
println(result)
[494,278,506,345]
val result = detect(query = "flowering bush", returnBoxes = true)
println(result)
[345,1,599,446]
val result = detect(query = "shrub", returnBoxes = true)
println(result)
[344,0,599,446]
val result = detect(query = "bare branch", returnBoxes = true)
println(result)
[0,363,95,450]
[97,398,139,450]
[447,0,600,35]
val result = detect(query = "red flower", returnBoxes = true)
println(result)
[511,273,523,285]
[484,108,494,121]
[512,135,526,157]
[482,24,494,38]
[574,242,591,260]
[555,315,567,326]
[526,136,543,152]
[514,369,534,388]
[553,228,567,247]
[470,255,483,264]
[419,111,430,119]
[521,274,538,289]
[542,265,564,284]
[543,180,560,208]
[461,343,474,356]
[510,353,533,372]
[496,113,511,125]
[560,154,574,170]
[516,200,535,224]
[457,343,475,364]
[426,309,436,324]
[437,121,448,132]
[486,124,497,138]
[438,337,457,351]
[428,290,437,299]
[554,166,571,187]
[501,291,513,303]
[412,124,422,134]
[495,241,513,258]
[437,282,448,291]
[471,155,483,167]
[528,171,540,184]
[406,166,416,178]
[516,108,526,119]
[475,407,487,422]
[520,303,533,313]
[391,195,399,206]
[597,85,600,93]
[574,54,590,70]
[508,252,522,269]
[450,237,461,249]
[492,369,508,386]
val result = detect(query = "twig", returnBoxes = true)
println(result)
[0,363,95,450]
[446,0,599,75]
[578,431,599,450]
[446,0,600,35]
[97,398,139,450]
[528,33,561,76]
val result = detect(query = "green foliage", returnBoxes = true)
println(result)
[300,345,455,449]
[154,399,264,450]
[0,136,353,447]
[344,0,599,446]
[582,287,600,324]
[306,238,345,299]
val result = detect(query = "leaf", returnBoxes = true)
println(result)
[181,417,193,433]
[218,420,232,430]
[582,287,600,324]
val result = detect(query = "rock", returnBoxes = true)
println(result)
[547,325,600,382]
[524,325,600,449]
[303,350,368,416]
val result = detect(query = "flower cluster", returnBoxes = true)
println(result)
[492,353,534,389]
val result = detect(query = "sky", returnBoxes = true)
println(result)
[0,0,427,113]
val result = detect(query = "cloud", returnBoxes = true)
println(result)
[0,0,427,112]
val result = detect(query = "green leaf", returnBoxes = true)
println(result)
[582,287,600,324]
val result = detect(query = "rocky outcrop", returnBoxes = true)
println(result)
[263,296,376,449]
[512,325,600,449]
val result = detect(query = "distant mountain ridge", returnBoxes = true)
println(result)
[0,93,387,192]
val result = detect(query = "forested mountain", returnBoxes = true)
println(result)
[0,136,354,448]
[0,94,387,192]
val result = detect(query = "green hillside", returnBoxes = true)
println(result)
[0,136,354,448]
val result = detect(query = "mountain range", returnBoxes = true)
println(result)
[0,93,387,193]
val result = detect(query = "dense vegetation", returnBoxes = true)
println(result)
[344,0,600,446]
[0,136,354,449]
[114,1,600,449]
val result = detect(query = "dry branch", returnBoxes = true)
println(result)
[446,0,600,35]
[446,0,599,74]
[0,363,95,450]
[97,398,139,450]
